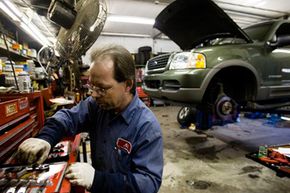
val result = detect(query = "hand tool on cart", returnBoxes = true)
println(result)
[4,179,22,193]
[0,164,50,184]
[15,164,50,178]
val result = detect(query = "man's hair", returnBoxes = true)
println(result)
[90,44,136,95]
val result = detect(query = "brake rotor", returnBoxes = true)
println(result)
[215,95,238,121]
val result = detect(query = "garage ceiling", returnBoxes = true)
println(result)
[1,0,290,47]
[104,0,290,38]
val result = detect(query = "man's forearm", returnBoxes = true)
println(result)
[37,117,67,147]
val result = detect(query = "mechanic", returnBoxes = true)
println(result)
[16,44,163,193]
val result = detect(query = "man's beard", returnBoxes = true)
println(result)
[98,102,114,110]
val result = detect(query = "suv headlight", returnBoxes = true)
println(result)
[169,52,206,70]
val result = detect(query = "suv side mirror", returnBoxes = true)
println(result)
[267,34,290,48]
[266,34,278,47]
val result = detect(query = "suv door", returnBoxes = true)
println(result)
[265,22,290,97]
[274,23,290,85]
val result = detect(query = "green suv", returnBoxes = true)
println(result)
[143,0,290,126]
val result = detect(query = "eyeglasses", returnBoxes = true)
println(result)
[85,84,113,96]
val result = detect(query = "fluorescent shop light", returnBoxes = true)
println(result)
[20,22,44,45]
[26,22,50,46]
[107,15,154,25]
[4,0,22,18]
[0,2,20,22]
[1,0,52,46]
[101,32,151,38]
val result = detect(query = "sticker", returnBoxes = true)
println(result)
[116,138,132,154]
[19,98,28,110]
[5,103,18,117]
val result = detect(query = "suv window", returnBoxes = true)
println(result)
[244,22,273,42]
[276,23,290,35]
[276,23,290,47]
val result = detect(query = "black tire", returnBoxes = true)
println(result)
[177,106,196,127]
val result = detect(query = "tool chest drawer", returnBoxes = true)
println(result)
[0,92,45,163]
[0,92,44,138]
[0,97,29,127]
[0,117,35,162]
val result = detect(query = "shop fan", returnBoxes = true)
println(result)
[36,0,107,90]
[49,0,107,60]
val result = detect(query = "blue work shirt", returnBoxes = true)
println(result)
[37,94,163,193]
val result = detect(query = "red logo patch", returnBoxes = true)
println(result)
[116,138,132,154]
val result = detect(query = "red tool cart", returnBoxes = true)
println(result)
[0,92,45,163]
[0,92,85,192]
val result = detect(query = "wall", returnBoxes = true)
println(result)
[82,35,181,65]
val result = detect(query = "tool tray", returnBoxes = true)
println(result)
[246,144,290,178]
[0,162,67,193]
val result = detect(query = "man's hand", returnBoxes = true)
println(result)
[65,162,95,190]
[16,138,51,164]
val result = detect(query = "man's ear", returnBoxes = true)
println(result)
[125,80,133,92]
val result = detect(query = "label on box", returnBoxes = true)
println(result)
[5,102,18,117]
[19,98,28,110]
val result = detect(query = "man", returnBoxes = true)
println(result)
[16,44,163,193]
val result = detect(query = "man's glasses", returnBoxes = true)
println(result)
[85,84,113,96]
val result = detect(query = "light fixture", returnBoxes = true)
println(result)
[4,0,22,18]
[0,2,20,22]
[0,0,53,46]
[101,32,151,38]
[107,15,155,25]
[26,23,51,46]
[20,22,45,45]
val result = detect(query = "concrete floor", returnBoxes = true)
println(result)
[150,106,290,193]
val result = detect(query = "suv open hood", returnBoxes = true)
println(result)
[154,0,252,50]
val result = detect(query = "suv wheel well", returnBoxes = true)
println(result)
[204,66,257,105]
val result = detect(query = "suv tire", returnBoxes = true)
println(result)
[177,106,196,127]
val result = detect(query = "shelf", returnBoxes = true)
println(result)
[0,45,36,62]
[31,77,47,81]
[0,12,42,50]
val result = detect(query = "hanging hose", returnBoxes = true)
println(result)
[37,45,51,76]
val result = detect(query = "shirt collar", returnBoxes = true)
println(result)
[120,94,141,125]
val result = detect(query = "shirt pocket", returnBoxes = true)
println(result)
[112,147,131,173]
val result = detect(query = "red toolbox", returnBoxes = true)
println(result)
[0,117,35,162]
[0,97,29,128]
[0,92,45,163]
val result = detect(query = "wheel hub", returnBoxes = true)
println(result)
[221,101,233,115]
[179,107,190,119]
[215,95,238,120]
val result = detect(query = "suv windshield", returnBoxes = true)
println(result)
[244,22,274,42]
[196,37,247,48]
[210,37,247,45]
